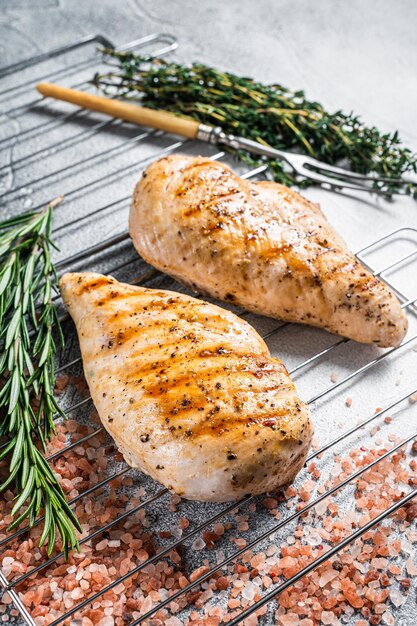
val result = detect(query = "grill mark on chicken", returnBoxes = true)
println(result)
[137,391,297,440]
[129,357,291,404]
[91,318,243,358]
[114,349,282,387]
[183,190,244,219]
[77,275,116,295]
[130,155,408,348]
[175,161,239,199]
[60,272,313,502]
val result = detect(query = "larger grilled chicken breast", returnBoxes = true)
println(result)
[60,272,313,502]
[130,155,407,348]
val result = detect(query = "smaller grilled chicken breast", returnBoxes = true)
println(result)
[130,155,408,348]
[60,272,313,502]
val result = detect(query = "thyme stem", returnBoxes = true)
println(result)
[93,51,417,197]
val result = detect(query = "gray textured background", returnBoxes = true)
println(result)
[2,0,417,233]
[1,1,417,625]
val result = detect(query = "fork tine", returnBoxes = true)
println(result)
[302,156,415,185]
[217,135,414,191]
[295,167,390,194]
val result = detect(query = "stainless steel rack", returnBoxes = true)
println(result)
[0,33,416,626]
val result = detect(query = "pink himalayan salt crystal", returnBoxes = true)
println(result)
[169,601,180,613]
[241,580,258,601]
[278,614,300,626]
[389,587,405,608]
[406,558,417,576]
[278,556,296,568]
[318,569,339,588]
[382,610,395,625]
[374,603,388,615]
[302,479,316,493]
[66,419,79,433]
[321,611,337,625]
[55,373,69,391]
[169,494,181,512]
[1,414,416,626]
[250,553,266,569]
[97,618,114,626]
[1,557,14,577]
[140,594,153,614]
[191,536,206,551]
[242,614,259,626]
[70,587,84,600]
[165,618,183,626]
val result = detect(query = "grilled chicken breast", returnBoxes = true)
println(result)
[130,155,407,348]
[60,272,313,502]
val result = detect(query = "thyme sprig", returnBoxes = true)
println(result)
[93,51,417,197]
[0,199,80,557]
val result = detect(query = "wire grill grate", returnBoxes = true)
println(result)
[0,33,416,626]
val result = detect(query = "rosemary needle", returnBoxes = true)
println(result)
[0,198,80,557]
[93,51,417,198]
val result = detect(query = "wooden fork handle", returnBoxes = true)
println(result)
[36,82,201,139]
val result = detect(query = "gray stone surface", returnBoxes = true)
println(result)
[0,1,417,625]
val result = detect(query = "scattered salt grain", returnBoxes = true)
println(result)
[241,580,257,601]
[165,617,183,626]
[1,407,415,626]
[389,587,405,607]
[319,569,339,588]
[191,537,206,551]
[401,538,413,555]
[278,614,300,626]
[304,527,322,546]
[140,595,153,614]
[382,611,395,625]
[170,526,183,540]
[1,557,14,576]
[70,588,84,600]
[95,539,108,551]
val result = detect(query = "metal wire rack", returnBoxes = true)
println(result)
[0,33,417,626]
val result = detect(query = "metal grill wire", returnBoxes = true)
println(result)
[0,34,416,626]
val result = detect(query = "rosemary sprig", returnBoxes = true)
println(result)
[0,199,81,557]
[93,51,417,197]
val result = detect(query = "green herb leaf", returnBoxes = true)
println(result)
[94,51,417,197]
[0,200,80,556]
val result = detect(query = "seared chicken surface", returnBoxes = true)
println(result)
[60,272,313,502]
[130,155,408,348]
